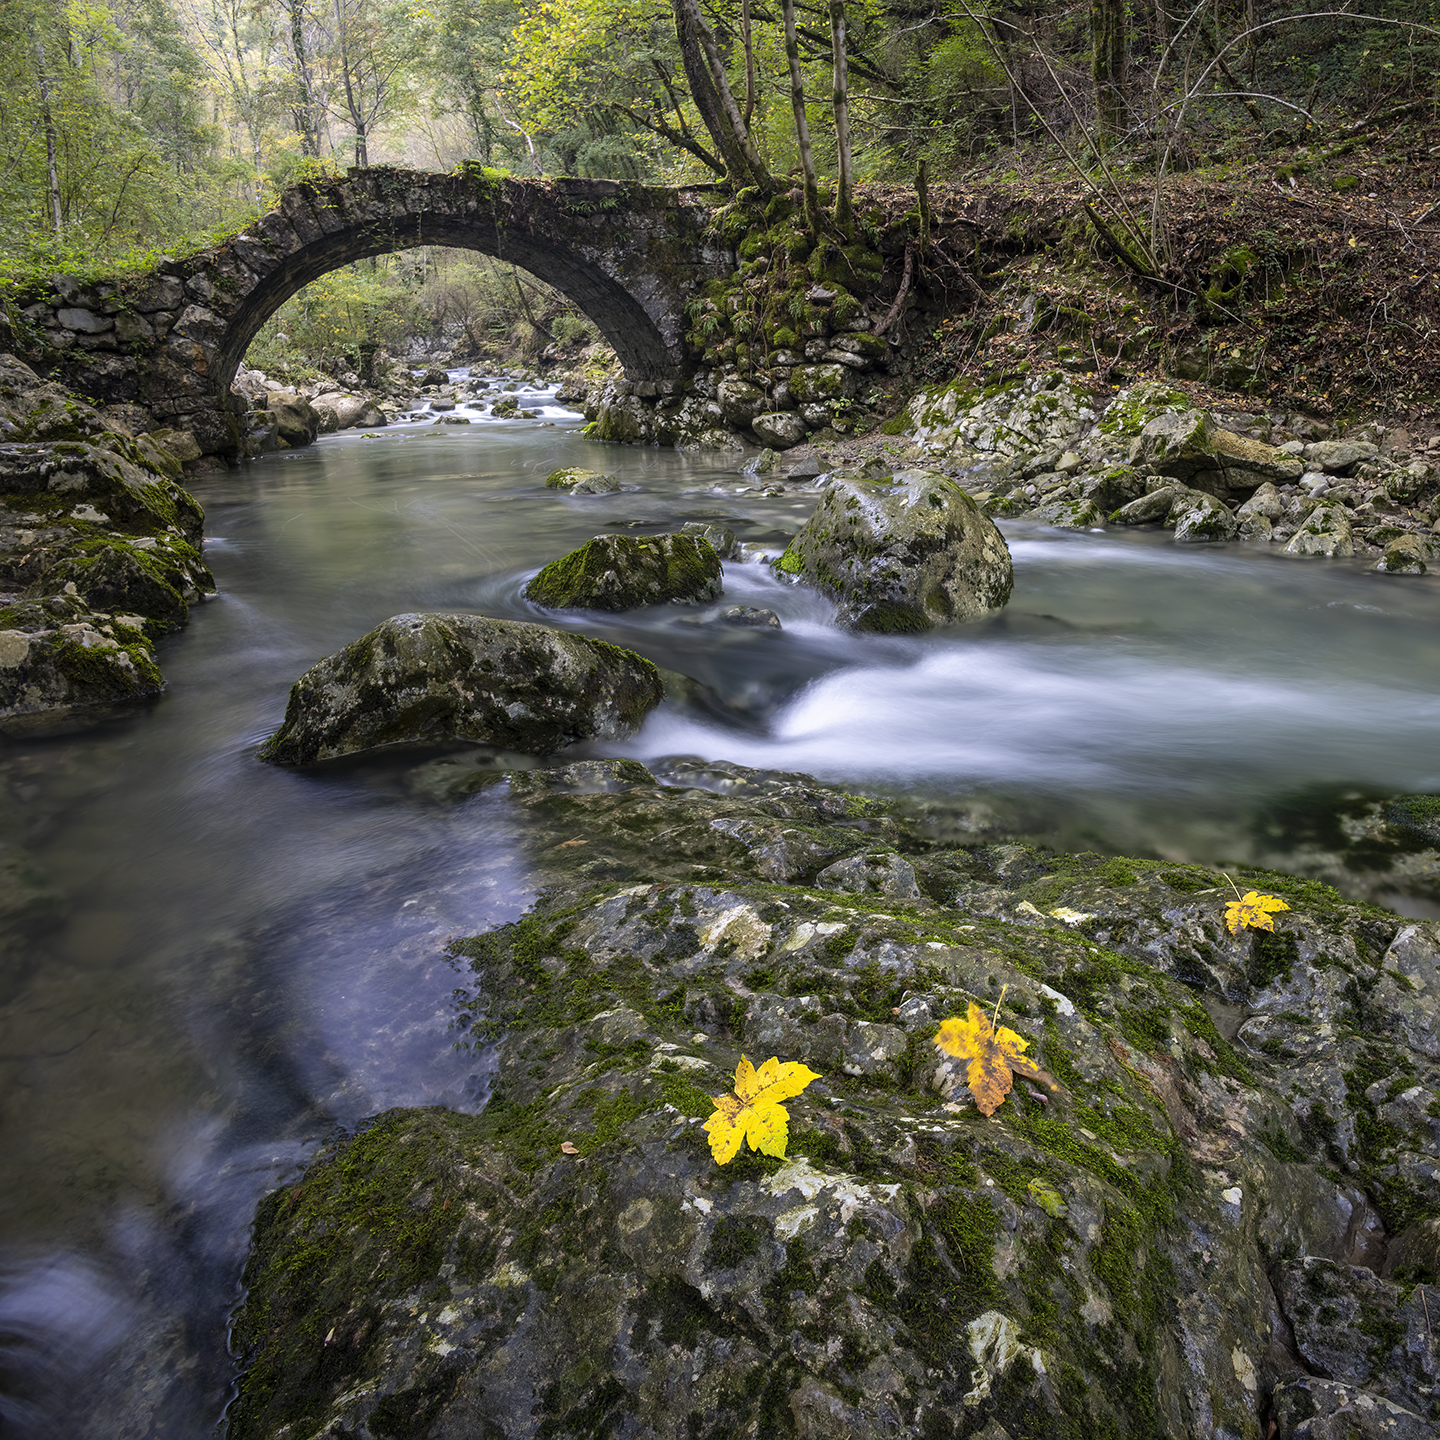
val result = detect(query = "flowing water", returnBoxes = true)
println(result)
[4,374,1440,1434]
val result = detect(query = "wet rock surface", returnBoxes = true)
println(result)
[526,532,724,611]
[776,469,1013,632]
[229,757,1440,1440]
[0,353,213,735]
[879,371,1440,570]
[258,614,665,764]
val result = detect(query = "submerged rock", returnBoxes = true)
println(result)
[258,613,664,764]
[776,469,1012,632]
[545,466,620,493]
[526,533,723,611]
[227,757,1440,1440]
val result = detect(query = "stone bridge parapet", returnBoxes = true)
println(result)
[1,169,734,454]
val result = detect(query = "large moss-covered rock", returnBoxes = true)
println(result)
[526,533,723,611]
[227,757,1440,1440]
[0,354,212,733]
[777,469,1013,632]
[1130,410,1302,497]
[258,613,664,764]
[0,595,163,737]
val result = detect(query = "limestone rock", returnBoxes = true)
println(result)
[1170,489,1238,542]
[526,533,723,611]
[776,469,1012,632]
[678,520,739,559]
[716,377,767,426]
[264,395,321,448]
[1305,439,1380,474]
[224,767,1440,1440]
[1285,503,1354,558]
[543,467,619,495]
[787,363,855,405]
[815,848,921,898]
[309,392,368,431]
[751,411,807,449]
[1237,480,1285,520]
[570,471,620,494]
[258,613,664,764]
[1033,496,1105,529]
[1111,484,1183,525]
[1376,533,1432,575]
[0,597,163,737]
[1273,1378,1432,1440]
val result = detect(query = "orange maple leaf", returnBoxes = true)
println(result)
[934,999,1057,1117]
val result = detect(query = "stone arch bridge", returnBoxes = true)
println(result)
[2,169,734,454]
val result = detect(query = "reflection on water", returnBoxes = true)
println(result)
[3,378,1440,1431]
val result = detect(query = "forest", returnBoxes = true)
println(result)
[3,0,1440,378]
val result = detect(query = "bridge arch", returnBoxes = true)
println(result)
[9,170,734,453]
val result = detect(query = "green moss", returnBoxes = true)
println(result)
[1247,928,1299,989]
[228,1109,482,1437]
[706,1213,769,1268]
[660,1071,716,1120]
[526,533,721,611]
[774,545,804,576]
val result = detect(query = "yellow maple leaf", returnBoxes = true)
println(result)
[934,1000,1057,1117]
[703,1055,821,1165]
[1224,889,1290,936]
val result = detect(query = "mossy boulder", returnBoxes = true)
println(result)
[787,363,855,405]
[30,533,213,631]
[0,595,162,737]
[777,469,1013,632]
[526,533,723,612]
[1376,533,1431,575]
[1131,411,1301,498]
[227,757,1440,1440]
[258,613,664,764]
[1032,496,1105,529]
[544,466,620,492]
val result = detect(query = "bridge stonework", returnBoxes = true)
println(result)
[1,170,733,455]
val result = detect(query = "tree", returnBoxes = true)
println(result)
[670,0,771,190]
[317,0,428,167]
[1091,0,1128,140]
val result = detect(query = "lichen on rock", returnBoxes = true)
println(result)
[225,756,1440,1440]
[258,613,665,764]
[526,532,723,611]
[777,468,1013,631]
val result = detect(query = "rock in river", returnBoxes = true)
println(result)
[526,532,723,611]
[225,757,1440,1440]
[258,613,664,764]
[776,468,1012,631]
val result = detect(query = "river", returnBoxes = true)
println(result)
[3,376,1440,1435]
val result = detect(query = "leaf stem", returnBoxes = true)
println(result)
[991,982,1009,1034]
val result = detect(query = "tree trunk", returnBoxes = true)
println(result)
[33,35,62,234]
[1090,0,1128,142]
[829,0,852,238]
[741,0,755,129]
[781,0,819,232]
[284,0,320,157]
[671,0,771,191]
